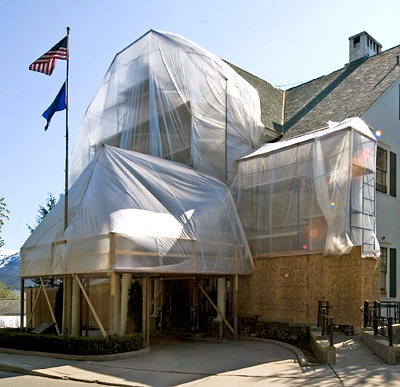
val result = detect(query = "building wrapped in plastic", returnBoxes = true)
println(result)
[70,30,265,186]
[20,31,381,339]
[21,145,253,277]
[232,117,379,257]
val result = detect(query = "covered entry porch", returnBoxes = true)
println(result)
[21,272,240,346]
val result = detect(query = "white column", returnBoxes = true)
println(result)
[114,273,121,335]
[153,279,160,316]
[20,278,25,329]
[217,278,226,321]
[71,277,81,336]
[217,277,226,339]
[120,273,132,334]
[66,276,73,335]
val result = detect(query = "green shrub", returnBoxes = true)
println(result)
[126,281,142,334]
[0,329,143,356]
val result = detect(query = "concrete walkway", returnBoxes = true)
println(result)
[0,333,400,386]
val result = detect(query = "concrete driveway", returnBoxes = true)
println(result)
[1,333,400,386]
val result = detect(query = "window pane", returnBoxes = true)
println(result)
[381,247,387,291]
[377,147,387,193]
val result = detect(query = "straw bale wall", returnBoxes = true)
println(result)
[238,246,380,331]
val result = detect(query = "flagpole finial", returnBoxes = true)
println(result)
[67,26,70,32]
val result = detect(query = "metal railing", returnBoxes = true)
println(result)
[317,300,335,347]
[363,300,400,346]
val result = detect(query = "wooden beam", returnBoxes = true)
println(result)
[198,283,234,335]
[40,277,60,335]
[25,283,43,332]
[74,274,107,338]
[148,287,162,310]
[53,240,67,246]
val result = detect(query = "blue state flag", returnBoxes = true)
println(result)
[42,82,66,130]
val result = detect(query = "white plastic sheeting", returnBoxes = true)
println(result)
[232,118,380,257]
[70,30,264,186]
[20,145,253,277]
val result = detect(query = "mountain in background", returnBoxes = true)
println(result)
[0,249,33,290]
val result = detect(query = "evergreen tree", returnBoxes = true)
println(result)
[27,193,58,233]
[0,197,10,248]
[126,282,142,334]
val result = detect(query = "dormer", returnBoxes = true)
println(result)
[349,32,382,63]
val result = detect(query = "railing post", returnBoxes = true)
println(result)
[317,300,322,327]
[397,302,400,323]
[322,308,327,336]
[373,301,379,336]
[363,300,369,328]
[329,316,334,347]
[388,317,393,347]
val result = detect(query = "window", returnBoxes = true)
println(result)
[390,248,397,298]
[377,147,387,193]
[376,146,396,196]
[390,152,397,197]
[353,36,360,46]
[381,247,387,291]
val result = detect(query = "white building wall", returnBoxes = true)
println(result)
[362,76,400,300]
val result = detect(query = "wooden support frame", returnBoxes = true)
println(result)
[198,282,234,335]
[149,285,162,310]
[25,282,44,331]
[24,278,60,335]
[112,233,245,272]
[40,277,61,335]
[74,274,107,338]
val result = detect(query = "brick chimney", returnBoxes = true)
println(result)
[349,32,382,63]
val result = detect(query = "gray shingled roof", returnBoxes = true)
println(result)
[283,44,400,139]
[225,61,284,135]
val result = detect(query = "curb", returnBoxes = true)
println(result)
[0,362,139,386]
[0,345,151,362]
[238,335,311,367]
[0,347,152,386]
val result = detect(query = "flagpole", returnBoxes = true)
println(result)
[64,27,70,231]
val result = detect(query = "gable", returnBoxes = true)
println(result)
[283,45,400,139]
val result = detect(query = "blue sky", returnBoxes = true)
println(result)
[1,0,400,250]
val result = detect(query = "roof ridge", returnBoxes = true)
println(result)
[282,43,400,139]
[223,60,280,90]
[288,43,400,92]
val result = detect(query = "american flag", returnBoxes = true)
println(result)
[29,36,67,76]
